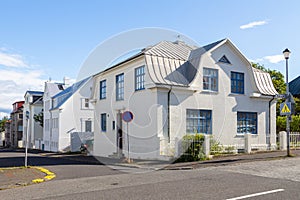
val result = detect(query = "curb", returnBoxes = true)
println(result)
[30,166,56,183]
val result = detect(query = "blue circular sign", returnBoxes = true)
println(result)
[122,111,134,122]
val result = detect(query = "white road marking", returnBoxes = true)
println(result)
[226,189,284,200]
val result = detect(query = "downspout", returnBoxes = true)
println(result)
[268,96,275,147]
[167,87,172,143]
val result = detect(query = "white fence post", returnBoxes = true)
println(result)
[245,133,251,153]
[203,135,210,157]
[279,131,287,150]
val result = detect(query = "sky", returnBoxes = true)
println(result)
[1,0,300,118]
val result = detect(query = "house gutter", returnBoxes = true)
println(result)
[268,96,276,146]
[167,87,172,143]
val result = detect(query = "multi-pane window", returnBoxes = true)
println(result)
[237,112,257,134]
[100,80,106,100]
[101,113,107,132]
[85,120,92,132]
[84,99,89,108]
[231,72,244,94]
[135,66,145,91]
[203,68,218,91]
[116,73,124,101]
[186,109,212,134]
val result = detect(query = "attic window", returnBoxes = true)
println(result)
[219,55,231,64]
[58,84,64,90]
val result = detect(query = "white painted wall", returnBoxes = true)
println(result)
[92,42,277,160]
[50,78,94,152]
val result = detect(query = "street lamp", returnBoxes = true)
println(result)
[283,48,291,157]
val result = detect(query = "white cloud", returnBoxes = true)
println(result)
[264,55,285,64]
[0,52,28,68]
[240,20,268,29]
[0,69,46,115]
[0,112,9,119]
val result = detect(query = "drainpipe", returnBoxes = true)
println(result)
[167,87,172,143]
[268,96,275,147]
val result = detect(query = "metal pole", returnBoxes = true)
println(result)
[285,58,291,157]
[25,118,29,167]
[127,122,130,162]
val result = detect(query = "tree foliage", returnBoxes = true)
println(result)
[33,110,43,127]
[0,116,9,132]
[277,115,300,132]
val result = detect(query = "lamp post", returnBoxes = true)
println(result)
[283,48,291,157]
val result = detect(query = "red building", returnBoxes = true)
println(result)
[10,101,24,148]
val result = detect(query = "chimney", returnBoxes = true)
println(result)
[63,77,71,87]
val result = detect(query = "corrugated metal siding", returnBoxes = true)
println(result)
[252,68,278,95]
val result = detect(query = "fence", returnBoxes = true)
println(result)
[290,132,300,149]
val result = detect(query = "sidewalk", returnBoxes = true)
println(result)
[41,149,300,170]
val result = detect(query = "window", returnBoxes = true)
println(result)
[101,113,107,132]
[100,80,106,99]
[84,98,89,108]
[112,121,115,130]
[186,109,212,134]
[231,72,244,94]
[135,66,145,91]
[45,119,50,131]
[203,68,218,91]
[85,120,92,132]
[116,73,124,101]
[219,55,231,64]
[237,112,257,134]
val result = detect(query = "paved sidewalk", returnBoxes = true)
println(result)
[41,149,300,170]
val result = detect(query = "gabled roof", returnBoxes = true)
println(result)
[25,91,44,96]
[51,77,91,110]
[45,82,66,98]
[289,76,300,96]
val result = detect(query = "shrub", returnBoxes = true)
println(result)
[176,134,206,162]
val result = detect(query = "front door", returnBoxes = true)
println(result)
[116,112,123,157]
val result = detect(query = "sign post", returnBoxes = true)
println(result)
[25,111,29,167]
[122,111,134,163]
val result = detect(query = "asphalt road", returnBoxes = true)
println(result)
[0,149,123,180]
[1,148,300,200]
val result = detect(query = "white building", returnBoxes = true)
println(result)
[91,39,278,160]
[43,77,94,152]
[23,91,44,149]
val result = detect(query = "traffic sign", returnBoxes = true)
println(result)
[122,111,134,123]
[280,102,292,115]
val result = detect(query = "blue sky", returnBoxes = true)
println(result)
[0,0,300,117]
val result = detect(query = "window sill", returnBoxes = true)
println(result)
[229,93,245,96]
[201,90,219,95]
[135,88,145,92]
[235,133,258,137]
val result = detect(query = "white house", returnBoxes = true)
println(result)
[23,91,44,149]
[91,39,278,160]
[43,77,94,152]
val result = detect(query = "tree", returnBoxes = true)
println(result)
[0,116,8,132]
[33,110,43,127]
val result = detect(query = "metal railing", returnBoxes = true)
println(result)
[290,132,300,149]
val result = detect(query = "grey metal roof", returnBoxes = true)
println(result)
[252,68,278,96]
[145,41,198,87]
[289,76,300,96]
[51,77,91,110]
